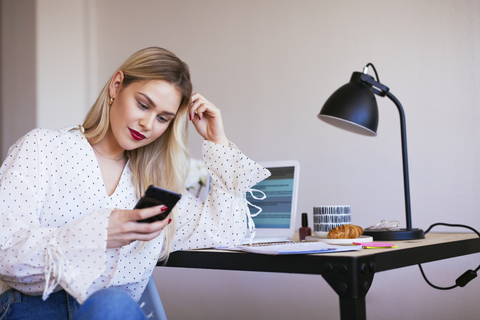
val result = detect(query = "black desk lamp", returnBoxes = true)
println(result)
[318,63,424,240]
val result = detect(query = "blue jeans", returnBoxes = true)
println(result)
[0,288,147,320]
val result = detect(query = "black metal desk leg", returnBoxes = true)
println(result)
[339,296,366,320]
[320,257,375,320]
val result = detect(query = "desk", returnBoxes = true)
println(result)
[163,233,480,320]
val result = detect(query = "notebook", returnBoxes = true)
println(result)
[236,241,362,255]
[242,160,300,244]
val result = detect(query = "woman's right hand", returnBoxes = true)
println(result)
[107,205,171,248]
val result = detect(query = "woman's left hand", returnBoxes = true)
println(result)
[189,93,229,146]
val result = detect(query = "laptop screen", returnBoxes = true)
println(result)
[245,160,299,241]
[246,166,295,228]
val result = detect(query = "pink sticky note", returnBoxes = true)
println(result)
[352,242,397,248]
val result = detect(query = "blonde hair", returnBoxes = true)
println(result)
[83,47,192,260]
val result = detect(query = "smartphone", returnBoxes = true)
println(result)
[135,185,182,223]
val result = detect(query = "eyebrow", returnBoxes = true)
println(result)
[138,92,176,117]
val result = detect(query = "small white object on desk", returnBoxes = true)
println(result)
[305,234,373,245]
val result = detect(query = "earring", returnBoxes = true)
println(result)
[109,97,114,105]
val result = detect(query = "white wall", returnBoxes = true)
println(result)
[2,1,480,319]
[35,0,90,129]
[0,0,91,158]
[0,0,36,157]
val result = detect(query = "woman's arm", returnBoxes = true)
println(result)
[171,94,270,250]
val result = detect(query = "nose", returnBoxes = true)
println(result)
[139,113,156,131]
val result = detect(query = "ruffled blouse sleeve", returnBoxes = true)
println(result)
[172,140,270,250]
[0,129,111,304]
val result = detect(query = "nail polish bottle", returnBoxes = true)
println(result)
[299,212,312,241]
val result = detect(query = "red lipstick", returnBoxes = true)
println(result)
[129,128,146,141]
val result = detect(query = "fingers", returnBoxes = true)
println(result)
[124,217,169,235]
[132,205,168,222]
[188,93,229,146]
[189,93,220,121]
[107,206,173,248]
[116,228,163,242]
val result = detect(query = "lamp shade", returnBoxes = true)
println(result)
[318,72,379,136]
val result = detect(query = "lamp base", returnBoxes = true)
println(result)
[362,228,425,241]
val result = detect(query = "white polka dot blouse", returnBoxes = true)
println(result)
[0,126,271,303]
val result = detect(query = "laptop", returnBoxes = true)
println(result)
[242,160,300,244]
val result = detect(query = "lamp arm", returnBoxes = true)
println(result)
[360,73,413,230]
[386,91,413,230]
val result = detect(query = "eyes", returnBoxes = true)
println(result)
[138,101,170,123]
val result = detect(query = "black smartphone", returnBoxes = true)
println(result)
[135,185,182,223]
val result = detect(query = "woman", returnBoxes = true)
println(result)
[0,47,270,319]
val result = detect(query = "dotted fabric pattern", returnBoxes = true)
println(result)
[0,126,270,303]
